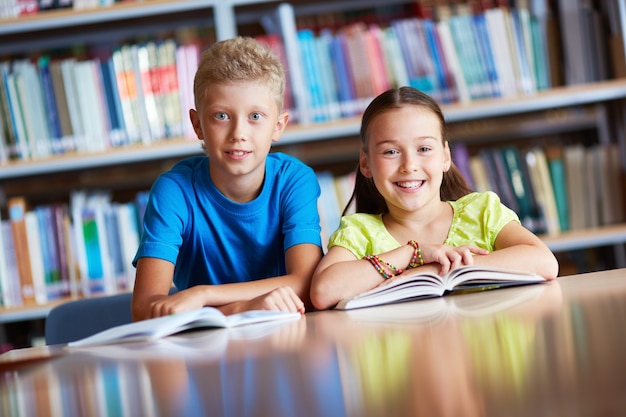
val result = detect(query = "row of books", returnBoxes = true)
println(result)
[0,0,560,162]
[316,142,625,250]
[0,190,148,308]
[269,1,554,125]
[0,36,201,162]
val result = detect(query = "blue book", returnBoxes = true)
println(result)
[37,56,64,152]
[99,58,126,147]
[423,18,453,103]
[329,32,357,117]
[316,29,342,121]
[81,206,104,287]
[35,205,61,300]
[297,29,327,122]
[510,8,536,95]
[472,12,501,98]
[104,205,125,287]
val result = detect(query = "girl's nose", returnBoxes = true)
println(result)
[400,154,418,173]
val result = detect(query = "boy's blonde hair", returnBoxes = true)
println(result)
[193,36,286,111]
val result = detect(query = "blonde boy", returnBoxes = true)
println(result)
[132,37,322,320]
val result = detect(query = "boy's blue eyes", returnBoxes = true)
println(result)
[213,112,263,121]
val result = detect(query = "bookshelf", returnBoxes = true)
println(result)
[1,0,626,347]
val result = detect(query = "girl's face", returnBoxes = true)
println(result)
[359,105,451,215]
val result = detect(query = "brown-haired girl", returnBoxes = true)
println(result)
[310,87,558,310]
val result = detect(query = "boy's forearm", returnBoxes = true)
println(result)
[198,273,312,308]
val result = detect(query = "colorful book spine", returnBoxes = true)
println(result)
[8,196,35,305]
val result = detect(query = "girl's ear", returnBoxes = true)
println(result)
[443,141,452,172]
[359,148,372,178]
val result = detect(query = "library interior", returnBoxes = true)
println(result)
[1,1,626,415]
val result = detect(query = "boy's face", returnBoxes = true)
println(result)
[190,81,288,198]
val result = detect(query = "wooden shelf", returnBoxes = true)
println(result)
[0,0,217,35]
[540,224,626,253]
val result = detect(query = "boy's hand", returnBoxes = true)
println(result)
[146,287,207,319]
[242,286,305,314]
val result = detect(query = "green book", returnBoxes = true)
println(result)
[546,146,569,232]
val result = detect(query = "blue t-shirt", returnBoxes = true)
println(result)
[133,153,322,290]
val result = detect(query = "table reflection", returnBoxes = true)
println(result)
[3,273,626,417]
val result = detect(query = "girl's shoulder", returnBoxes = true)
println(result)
[450,191,502,210]
[339,212,384,228]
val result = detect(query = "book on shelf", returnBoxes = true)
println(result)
[448,4,493,100]
[4,64,30,159]
[48,59,75,151]
[37,56,63,151]
[156,38,184,139]
[261,2,311,124]
[67,307,302,348]
[483,4,519,97]
[335,265,547,310]
[423,16,458,103]
[435,14,471,103]
[0,217,19,307]
[545,145,569,232]
[75,59,109,152]
[8,196,36,305]
[297,28,329,123]
[500,146,541,232]
[524,147,560,235]
[563,144,586,230]
[60,58,87,152]
[317,28,343,121]
[24,210,47,305]
[584,145,600,228]
[136,41,166,142]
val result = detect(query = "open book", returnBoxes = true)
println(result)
[67,307,302,348]
[335,265,547,310]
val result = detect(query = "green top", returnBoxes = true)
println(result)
[328,191,520,259]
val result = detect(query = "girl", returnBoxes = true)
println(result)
[310,87,558,310]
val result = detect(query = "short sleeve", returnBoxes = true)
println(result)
[447,192,520,251]
[328,213,399,259]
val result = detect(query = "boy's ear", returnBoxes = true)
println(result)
[359,148,372,178]
[189,109,203,139]
[272,111,289,142]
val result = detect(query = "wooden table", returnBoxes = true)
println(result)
[2,268,626,416]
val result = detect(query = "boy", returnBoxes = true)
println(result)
[131,37,323,321]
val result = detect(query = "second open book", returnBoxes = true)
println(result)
[68,308,302,348]
[335,265,547,310]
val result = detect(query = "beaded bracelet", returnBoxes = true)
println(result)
[407,240,424,268]
[364,254,402,279]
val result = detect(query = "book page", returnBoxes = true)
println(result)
[445,265,545,291]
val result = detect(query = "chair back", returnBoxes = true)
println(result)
[45,292,133,345]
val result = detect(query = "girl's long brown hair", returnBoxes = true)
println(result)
[343,87,473,216]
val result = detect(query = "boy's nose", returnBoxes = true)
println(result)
[230,118,248,142]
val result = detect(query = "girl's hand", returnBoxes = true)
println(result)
[420,244,489,275]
